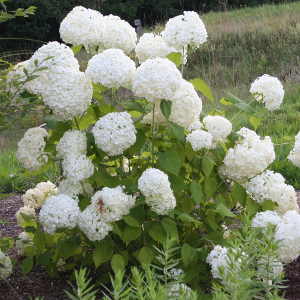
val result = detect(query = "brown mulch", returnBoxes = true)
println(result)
[1,194,300,299]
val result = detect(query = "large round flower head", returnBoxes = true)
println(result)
[41,70,92,120]
[206,245,229,279]
[203,115,232,145]
[39,194,80,234]
[22,181,57,209]
[102,15,137,54]
[16,206,36,227]
[58,179,83,200]
[138,168,176,215]
[78,204,112,241]
[16,232,33,256]
[91,186,135,223]
[219,128,275,182]
[56,130,87,159]
[62,154,94,183]
[288,131,300,167]
[162,11,208,50]
[85,49,136,88]
[252,210,282,228]
[59,6,105,51]
[245,170,299,214]
[250,74,284,111]
[0,250,12,279]
[16,127,48,170]
[132,57,182,102]
[186,129,213,151]
[275,210,300,263]
[135,32,175,63]
[92,112,136,156]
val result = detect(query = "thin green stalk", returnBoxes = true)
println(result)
[151,102,156,166]
[74,117,80,130]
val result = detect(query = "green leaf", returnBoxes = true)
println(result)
[167,52,182,67]
[204,175,218,198]
[158,150,183,176]
[181,243,197,267]
[79,105,97,130]
[21,256,33,274]
[162,217,178,241]
[169,122,185,142]
[71,45,82,55]
[123,216,140,228]
[93,240,113,268]
[190,181,204,204]
[202,156,215,177]
[220,97,233,106]
[190,78,214,102]
[111,254,126,274]
[177,212,202,226]
[231,183,247,206]
[160,100,172,119]
[249,116,261,130]
[148,223,166,244]
[215,203,235,218]
[137,247,154,266]
[122,226,141,245]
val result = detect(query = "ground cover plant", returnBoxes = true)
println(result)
[1,3,300,300]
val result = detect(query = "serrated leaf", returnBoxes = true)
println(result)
[190,78,214,102]
[215,203,235,218]
[79,105,97,130]
[162,217,178,240]
[148,223,166,244]
[21,256,33,274]
[190,181,204,204]
[122,226,141,245]
[158,150,183,176]
[111,254,126,274]
[160,100,172,119]
[169,122,185,142]
[93,240,113,268]
[231,183,247,206]
[123,216,140,228]
[249,116,261,130]
[181,243,197,267]
[167,52,182,67]
[202,156,215,177]
[137,247,154,266]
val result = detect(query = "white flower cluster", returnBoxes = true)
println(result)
[275,210,300,263]
[92,112,136,156]
[90,186,135,223]
[132,57,182,102]
[252,210,282,228]
[16,206,36,227]
[21,181,57,209]
[59,6,105,51]
[16,127,48,170]
[78,204,112,241]
[245,170,299,214]
[162,11,207,50]
[135,33,175,63]
[186,129,213,151]
[203,115,232,145]
[250,74,284,111]
[56,130,87,159]
[58,179,83,200]
[86,49,136,89]
[288,131,300,167]
[39,194,80,234]
[220,128,275,182]
[16,232,33,256]
[206,245,229,279]
[0,250,12,279]
[138,168,176,215]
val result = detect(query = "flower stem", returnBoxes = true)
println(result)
[151,102,156,166]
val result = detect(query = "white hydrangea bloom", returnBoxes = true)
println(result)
[39,194,80,234]
[92,112,136,156]
[56,130,87,159]
[252,210,282,228]
[16,232,33,256]
[288,131,300,168]
[135,33,175,63]
[102,15,137,54]
[91,186,135,223]
[206,245,229,279]
[186,129,213,151]
[62,154,94,183]
[0,250,12,279]
[138,168,176,215]
[22,181,57,209]
[59,6,105,51]
[58,179,83,200]
[42,70,92,120]
[250,74,284,111]
[203,115,232,145]
[78,204,112,241]
[162,11,208,50]
[275,210,300,263]
[16,206,36,226]
[16,127,48,170]
[245,170,299,214]
[132,58,182,102]
[219,128,275,182]
[85,49,136,88]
